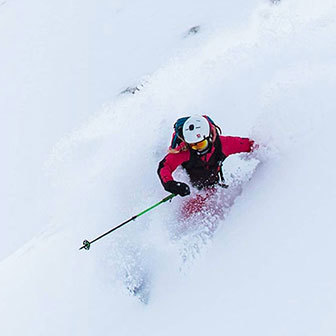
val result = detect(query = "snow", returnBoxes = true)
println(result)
[1,0,336,335]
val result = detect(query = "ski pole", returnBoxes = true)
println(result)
[79,193,176,251]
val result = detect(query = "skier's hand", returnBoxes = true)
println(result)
[164,181,190,197]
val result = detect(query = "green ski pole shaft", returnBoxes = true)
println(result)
[79,194,176,251]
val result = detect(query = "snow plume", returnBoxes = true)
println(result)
[1,0,336,335]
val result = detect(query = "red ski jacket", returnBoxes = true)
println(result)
[158,135,254,189]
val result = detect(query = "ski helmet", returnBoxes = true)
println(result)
[182,115,210,144]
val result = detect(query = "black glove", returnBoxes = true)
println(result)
[164,180,190,197]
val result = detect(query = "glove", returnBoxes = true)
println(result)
[164,180,190,197]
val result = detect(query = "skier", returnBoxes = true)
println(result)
[157,115,255,197]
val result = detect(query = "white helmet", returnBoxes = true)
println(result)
[182,115,210,144]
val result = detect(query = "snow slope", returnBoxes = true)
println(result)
[1,0,336,335]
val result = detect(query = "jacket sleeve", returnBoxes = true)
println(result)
[220,136,254,156]
[158,150,190,186]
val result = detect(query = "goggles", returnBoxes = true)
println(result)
[190,139,209,151]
